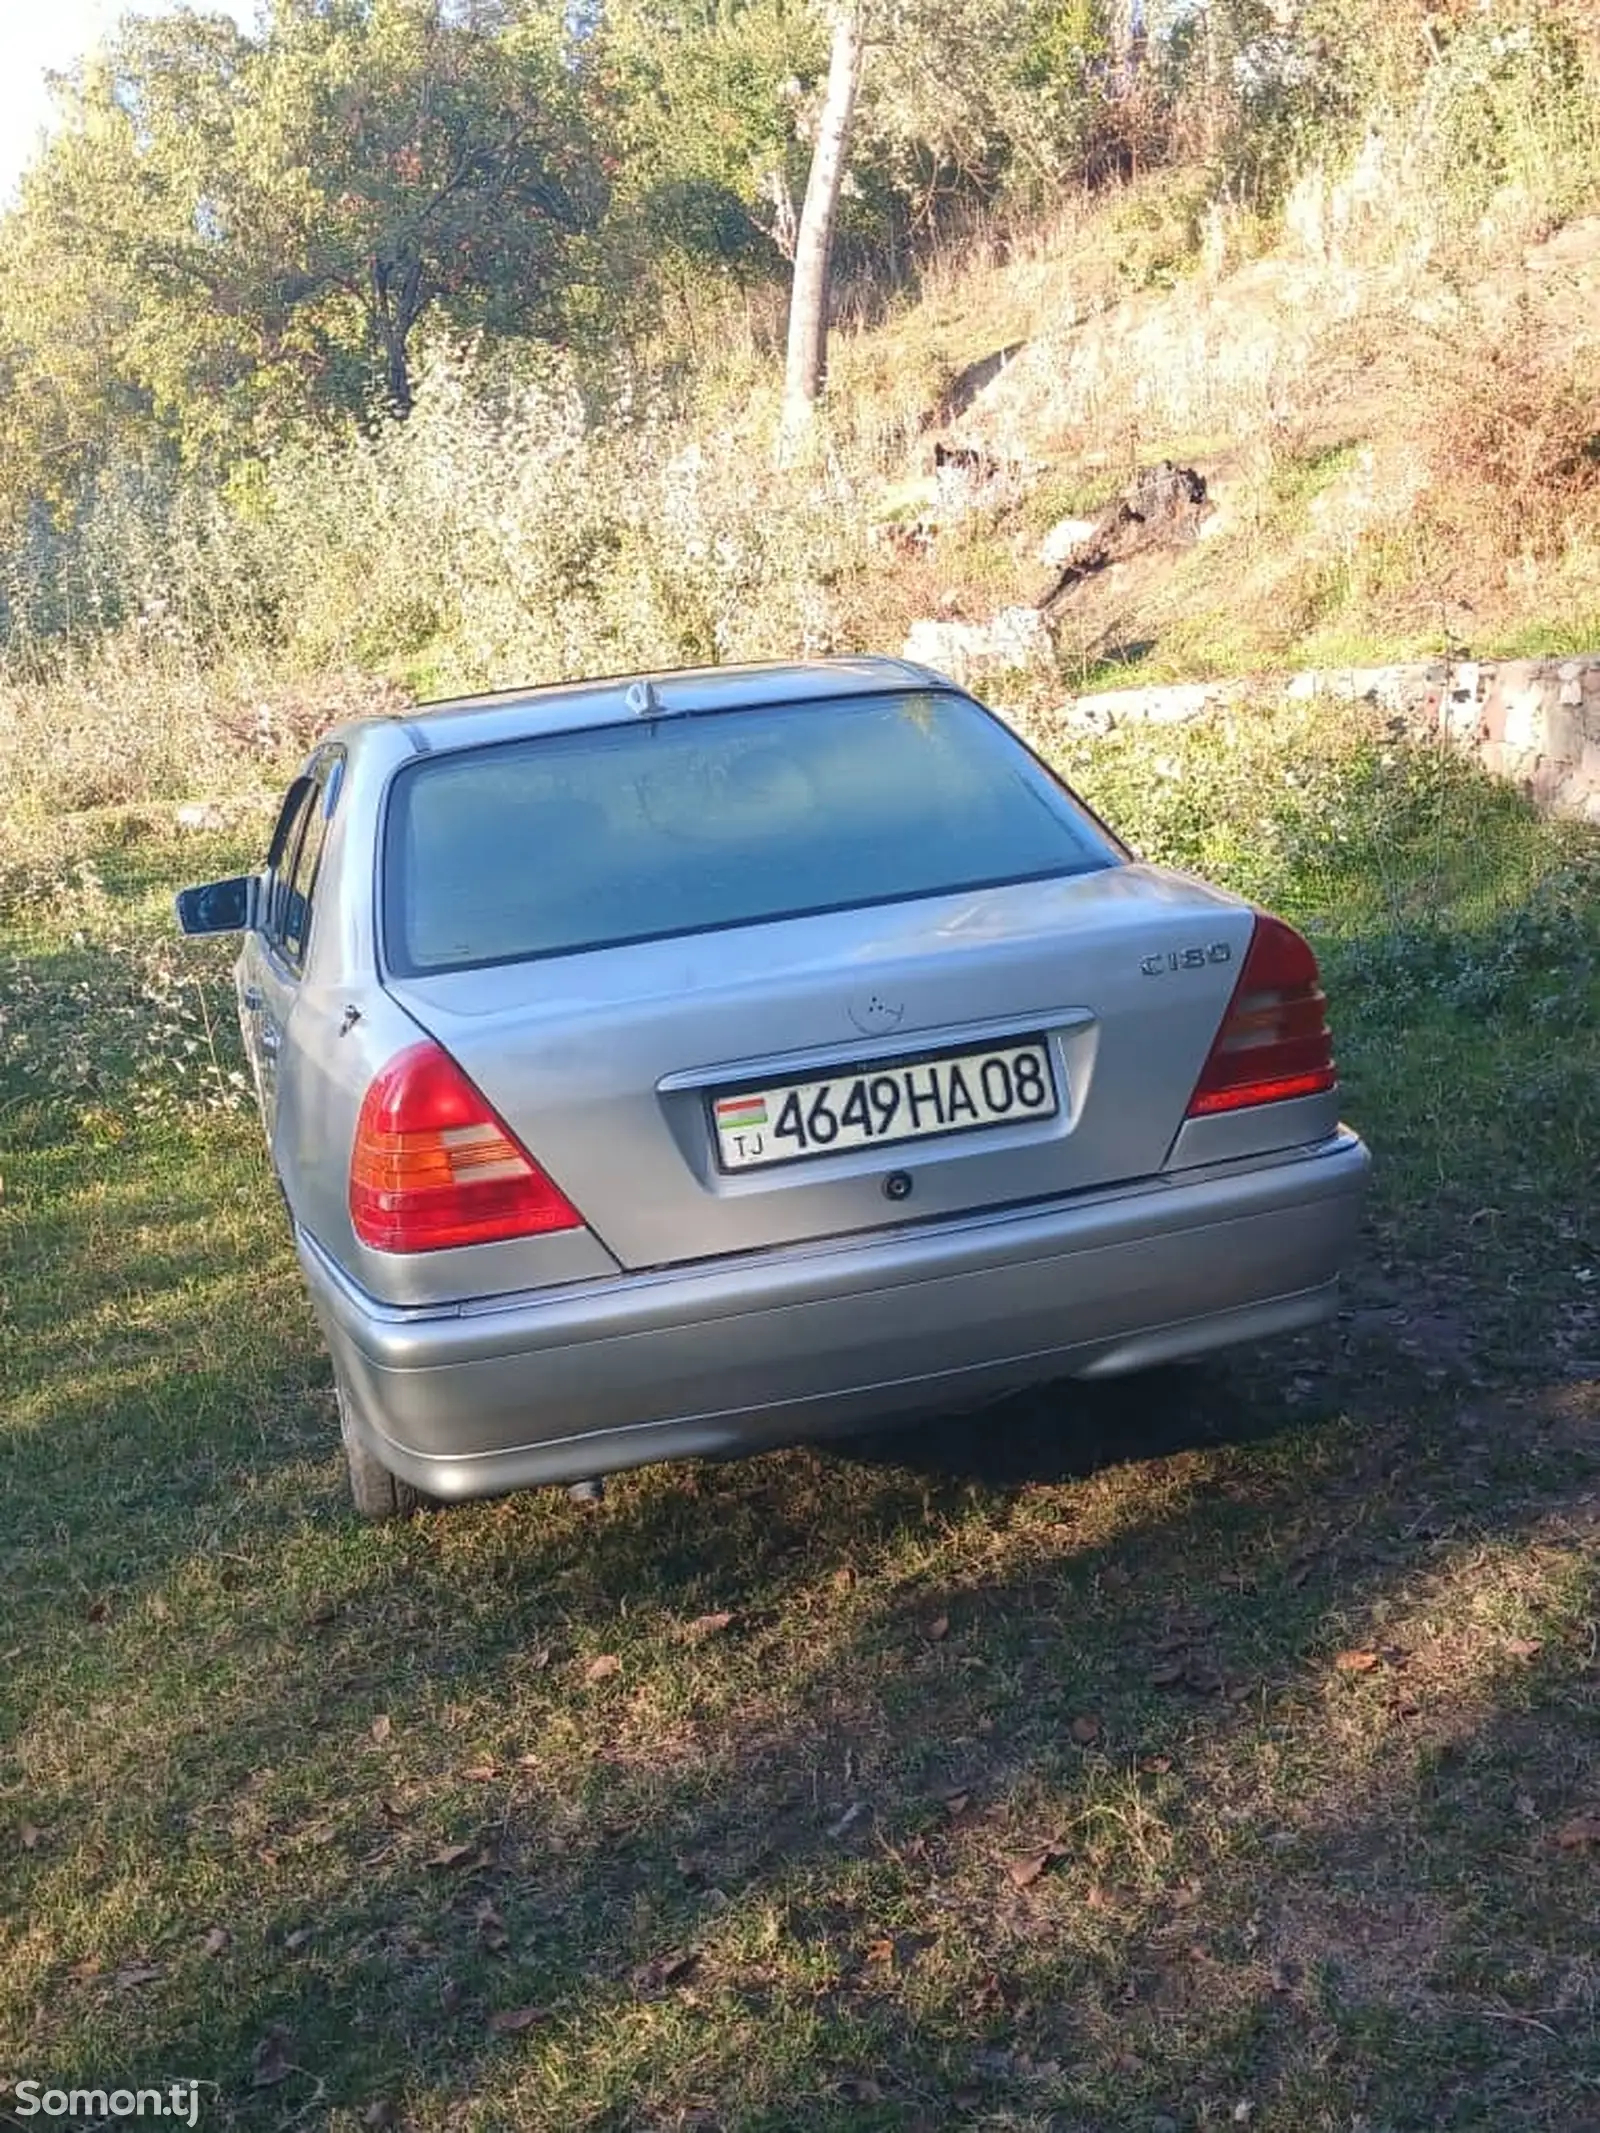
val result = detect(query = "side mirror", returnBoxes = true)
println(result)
[175,875,258,936]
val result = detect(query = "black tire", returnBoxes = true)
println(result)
[337,1381,427,1521]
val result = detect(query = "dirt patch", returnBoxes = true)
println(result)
[1270,1888,1448,2008]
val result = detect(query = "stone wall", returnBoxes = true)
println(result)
[1056,654,1600,824]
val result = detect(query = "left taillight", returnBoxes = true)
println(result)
[349,1039,583,1253]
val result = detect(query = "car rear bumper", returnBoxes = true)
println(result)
[300,1128,1370,1498]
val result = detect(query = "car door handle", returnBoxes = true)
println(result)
[242,985,264,1011]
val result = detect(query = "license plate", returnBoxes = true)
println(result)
[711,1039,1058,1172]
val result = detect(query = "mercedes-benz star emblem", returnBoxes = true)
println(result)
[848,993,906,1036]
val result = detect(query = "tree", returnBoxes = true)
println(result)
[781,2,863,428]
[258,1,606,415]
[0,0,605,479]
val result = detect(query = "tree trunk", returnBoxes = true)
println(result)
[781,2,863,431]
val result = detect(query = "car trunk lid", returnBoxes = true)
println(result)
[383,864,1256,1270]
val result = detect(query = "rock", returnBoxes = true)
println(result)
[902,605,1054,686]
[932,439,1005,516]
[1038,461,1209,615]
[1124,460,1207,522]
[1037,516,1101,568]
[174,802,226,833]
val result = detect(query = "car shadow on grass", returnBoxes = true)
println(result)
[5,1335,1597,2132]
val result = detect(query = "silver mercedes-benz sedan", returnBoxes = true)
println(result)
[178,657,1369,1517]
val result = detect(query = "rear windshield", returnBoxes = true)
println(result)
[382,689,1119,975]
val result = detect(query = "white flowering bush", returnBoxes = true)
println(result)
[237,341,868,693]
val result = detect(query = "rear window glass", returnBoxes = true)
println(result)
[382,689,1119,975]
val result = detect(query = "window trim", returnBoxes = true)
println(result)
[262,750,346,976]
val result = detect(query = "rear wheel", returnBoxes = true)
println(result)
[337,1381,427,1520]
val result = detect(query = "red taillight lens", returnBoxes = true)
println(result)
[349,1040,583,1253]
[1186,912,1337,1118]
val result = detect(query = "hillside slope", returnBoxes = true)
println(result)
[834,194,1600,692]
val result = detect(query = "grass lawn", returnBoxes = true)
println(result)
[2,721,1597,2133]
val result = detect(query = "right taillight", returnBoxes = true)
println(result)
[1186,912,1337,1118]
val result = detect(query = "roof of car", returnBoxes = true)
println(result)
[324,656,955,763]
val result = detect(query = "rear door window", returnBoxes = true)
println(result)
[382,689,1120,976]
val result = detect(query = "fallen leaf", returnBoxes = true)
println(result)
[426,1842,483,1872]
[1226,1679,1257,1704]
[487,2004,542,2035]
[941,1791,971,1818]
[85,1597,110,1624]
[925,1615,950,1642]
[832,1566,855,1592]
[1334,1649,1381,1674]
[370,1713,392,1744]
[283,1928,313,1953]
[361,2105,398,2130]
[1556,1815,1600,1849]
[584,1653,622,1684]
[114,1962,165,1991]
[827,1801,867,1840]
[1505,1637,1543,1660]
[460,1762,499,1782]
[475,1900,509,1953]
[633,1948,699,1992]
[1007,1847,1056,1890]
[1389,1692,1422,1720]
[1070,1714,1101,1744]
[201,1926,231,1958]
[686,1611,735,1639]
[864,1936,896,1966]
[1149,1660,1187,1688]
[19,1822,44,1852]
[380,1797,409,1825]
